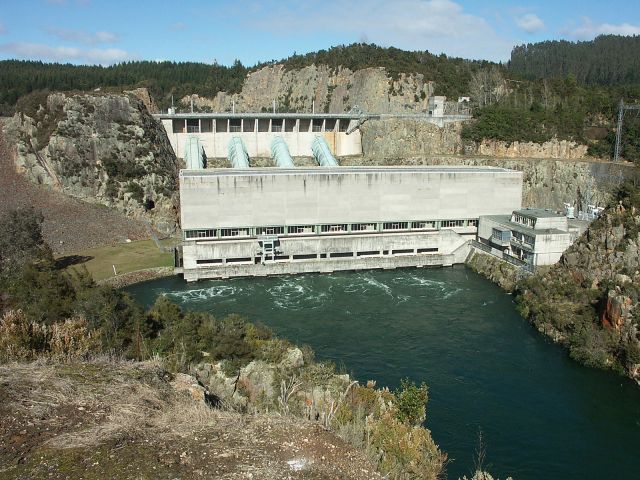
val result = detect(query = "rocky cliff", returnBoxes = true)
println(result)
[3,92,179,234]
[517,183,640,381]
[184,64,433,114]
[359,118,590,160]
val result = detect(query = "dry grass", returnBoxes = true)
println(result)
[0,360,383,479]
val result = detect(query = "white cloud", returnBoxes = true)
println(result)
[46,27,118,44]
[241,0,514,61]
[170,22,186,31]
[515,13,544,33]
[0,42,135,65]
[566,17,640,40]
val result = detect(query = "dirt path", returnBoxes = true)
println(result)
[0,122,150,255]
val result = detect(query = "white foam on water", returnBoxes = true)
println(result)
[401,273,463,299]
[268,279,328,310]
[360,274,393,296]
[164,284,239,302]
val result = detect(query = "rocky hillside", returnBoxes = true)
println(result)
[0,360,383,479]
[3,92,179,234]
[185,64,433,114]
[517,180,640,381]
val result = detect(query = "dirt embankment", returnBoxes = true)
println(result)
[0,360,381,479]
[0,123,150,255]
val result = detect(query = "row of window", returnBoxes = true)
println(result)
[173,118,350,134]
[512,231,535,246]
[185,220,476,240]
[511,213,536,228]
[195,247,440,265]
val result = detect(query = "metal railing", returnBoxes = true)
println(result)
[469,240,534,273]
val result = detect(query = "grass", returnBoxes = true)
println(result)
[58,239,174,281]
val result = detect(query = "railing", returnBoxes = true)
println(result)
[186,126,200,133]
[469,240,534,273]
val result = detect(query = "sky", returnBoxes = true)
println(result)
[0,0,639,66]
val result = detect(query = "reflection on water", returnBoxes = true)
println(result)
[127,266,640,480]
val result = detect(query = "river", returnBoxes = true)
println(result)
[126,266,640,479]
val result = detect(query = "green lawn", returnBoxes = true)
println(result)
[58,239,174,281]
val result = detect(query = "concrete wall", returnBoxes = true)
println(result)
[161,119,362,158]
[179,167,523,230]
[181,230,471,281]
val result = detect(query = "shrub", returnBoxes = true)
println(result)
[0,310,100,363]
[394,378,428,426]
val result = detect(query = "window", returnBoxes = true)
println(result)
[256,226,285,235]
[351,223,377,231]
[383,222,408,231]
[186,118,199,133]
[320,224,347,233]
[412,221,435,230]
[468,219,478,227]
[229,119,241,132]
[220,228,249,237]
[392,248,414,255]
[441,220,464,228]
[285,119,297,132]
[312,119,323,132]
[185,229,216,239]
[417,247,438,253]
[226,257,252,263]
[511,213,535,228]
[242,119,255,132]
[289,225,315,235]
[330,252,353,258]
[357,250,379,256]
[293,254,317,260]
[196,259,222,264]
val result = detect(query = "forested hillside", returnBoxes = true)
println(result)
[2,39,640,162]
[0,59,249,115]
[508,35,640,85]
[0,44,485,115]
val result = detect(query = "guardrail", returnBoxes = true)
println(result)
[469,240,534,273]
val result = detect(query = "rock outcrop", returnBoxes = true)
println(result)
[517,195,640,381]
[3,92,180,234]
[183,64,433,114]
[465,251,520,292]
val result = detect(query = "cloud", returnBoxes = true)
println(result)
[0,42,135,64]
[46,27,118,44]
[566,17,640,40]
[0,23,6,35]
[240,0,513,61]
[169,22,186,31]
[515,13,544,33]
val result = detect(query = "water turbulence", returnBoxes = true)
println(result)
[126,267,640,480]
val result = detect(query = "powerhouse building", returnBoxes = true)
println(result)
[177,166,523,281]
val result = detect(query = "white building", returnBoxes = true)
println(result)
[477,208,584,266]
[178,166,523,281]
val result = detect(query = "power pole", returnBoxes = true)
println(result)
[614,99,640,162]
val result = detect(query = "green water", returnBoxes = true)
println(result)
[126,267,640,479]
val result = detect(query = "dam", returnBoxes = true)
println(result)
[154,105,470,160]
[177,166,523,281]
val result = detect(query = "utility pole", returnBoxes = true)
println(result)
[614,99,640,162]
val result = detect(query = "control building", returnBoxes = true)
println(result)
[177,166,523,281]
[477,208,586,266]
